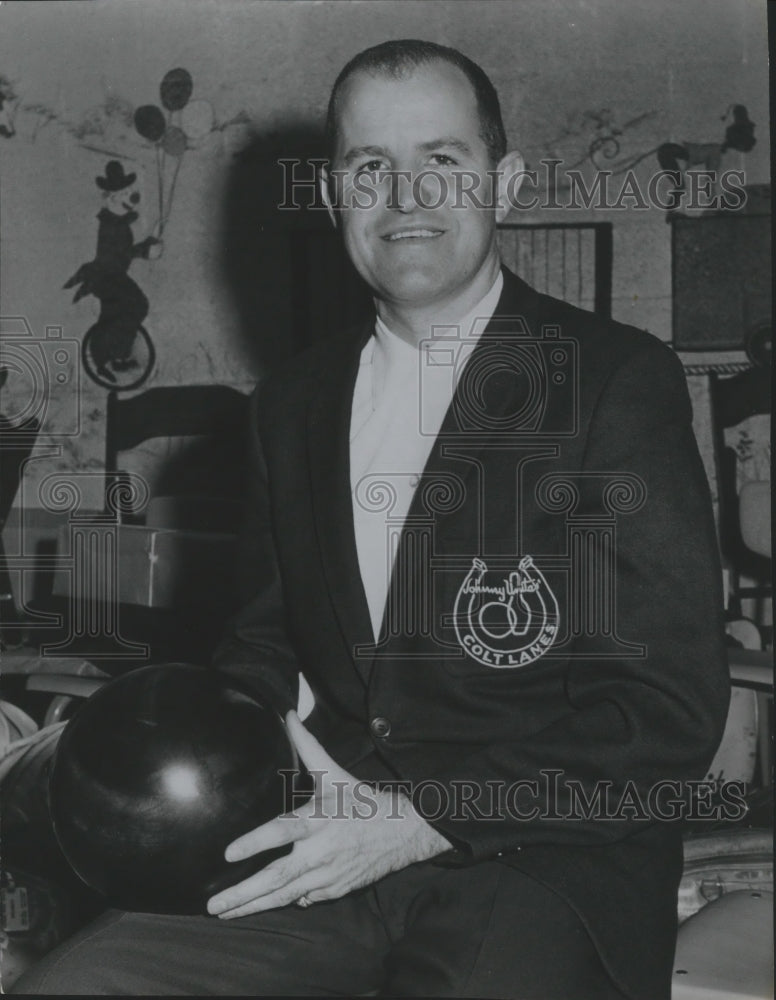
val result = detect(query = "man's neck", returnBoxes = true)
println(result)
[374,256,503,347]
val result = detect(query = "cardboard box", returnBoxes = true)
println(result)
[53,523,239,610]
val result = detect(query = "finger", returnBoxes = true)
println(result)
[214,882,313,919]
[209,854,334,919]
[214,872,335,920]
[207,853,301,915]
[224,813,308,863]
[285,710,347,779]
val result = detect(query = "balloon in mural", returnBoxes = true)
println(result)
[180,99,214,140]
[134,104,166,143]
[161,125,187,158]
[160,68,193,111]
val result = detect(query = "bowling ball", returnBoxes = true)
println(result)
[48,663,300,915]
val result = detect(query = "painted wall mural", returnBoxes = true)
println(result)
[0,63,266,506]
[544,107,659,175]
[132,67,216,247]
[656,104,756,213]
[0,62,263,383]
[64,160,159,389]
[538,102,757,217]
[59,68,220,389]
[539,106,660,196]
[0,0,769,513]
[0,75,16,137]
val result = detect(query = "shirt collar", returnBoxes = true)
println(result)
[374,271,503,349]
[372,271,504,398]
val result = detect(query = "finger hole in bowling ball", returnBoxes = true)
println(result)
[48,664,302,915]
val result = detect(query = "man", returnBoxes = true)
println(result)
[16,40,729,999]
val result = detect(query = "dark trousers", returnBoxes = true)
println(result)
[13,860,628,998]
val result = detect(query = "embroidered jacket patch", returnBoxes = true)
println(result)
[453,556,559,668]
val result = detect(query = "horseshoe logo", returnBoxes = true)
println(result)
[453,556,559,668]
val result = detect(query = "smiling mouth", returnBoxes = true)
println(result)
[383,229,444,241]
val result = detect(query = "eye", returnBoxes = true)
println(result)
[429,153,458,166]
[356,159,387,174]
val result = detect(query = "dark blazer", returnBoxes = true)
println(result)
[214,266,730,1000]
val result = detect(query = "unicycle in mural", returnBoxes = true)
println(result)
[81,323,156,391]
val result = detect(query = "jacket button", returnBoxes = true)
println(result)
[370,716,391,739]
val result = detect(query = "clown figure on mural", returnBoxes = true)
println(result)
[63,160,160,384]
[15,38,729,1000]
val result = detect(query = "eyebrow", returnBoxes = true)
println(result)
[342,145,388,166]
[418,137,474,156]
[341,137,474,166]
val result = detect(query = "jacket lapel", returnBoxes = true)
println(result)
[370,269,552,655]
[307,322,376,681]
[419,267,543,475]
[307,269,547,682]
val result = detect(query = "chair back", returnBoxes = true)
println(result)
[104,385,250,526]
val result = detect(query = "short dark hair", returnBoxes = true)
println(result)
[325,39,507,164]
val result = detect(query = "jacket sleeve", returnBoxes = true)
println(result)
[211,384,300,716]
[424,343,731,861]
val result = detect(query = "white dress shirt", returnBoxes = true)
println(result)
[349,272,504,637]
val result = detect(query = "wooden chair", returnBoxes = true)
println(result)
[104,384,250,526]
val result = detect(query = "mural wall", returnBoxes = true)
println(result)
[0,0,770,508]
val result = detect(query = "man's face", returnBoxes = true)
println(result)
[326,61,510,313]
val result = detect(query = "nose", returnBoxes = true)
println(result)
[388,169,419,214]
[130,191,140,205]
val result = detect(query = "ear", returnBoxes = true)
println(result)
[319,164,338,229]
[494,150,526,223]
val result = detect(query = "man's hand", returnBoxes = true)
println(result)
[206,710,452,919]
